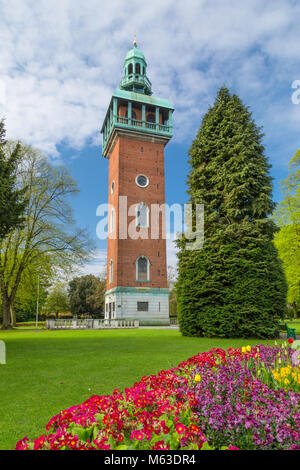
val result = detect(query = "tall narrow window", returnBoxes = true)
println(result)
[109,259,113,284]
[136,202,149,228]
[147,113,156,123]
[136,256,150,281]
[128,63,133,75]
[135,63,141,74]
[125,110,137,120]
[110,208,115,233]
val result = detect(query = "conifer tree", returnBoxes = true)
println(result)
[0,119,26,240]
[176,87,287,338]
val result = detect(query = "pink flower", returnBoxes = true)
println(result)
[175,423,186,434]
[130,430,144,441]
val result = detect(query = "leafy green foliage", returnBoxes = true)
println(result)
[12,254,52,322]
[68,274,106,317]
[0,141,93,328]
[274,150,300,317]
[176,87,287,338]
[43,283,70,315]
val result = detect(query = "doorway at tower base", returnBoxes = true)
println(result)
[104,286,170,326]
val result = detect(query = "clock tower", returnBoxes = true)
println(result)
[101,40,174,325]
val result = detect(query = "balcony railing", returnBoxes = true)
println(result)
[103,114,172,153]
[116,115,170,132]
[120,74,152,91]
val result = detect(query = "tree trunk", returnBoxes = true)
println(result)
[291,301,298,319]
[10,304,16,327]
[1,295,13,329]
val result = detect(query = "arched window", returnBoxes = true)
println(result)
[109,259,113,284]
[135,63,141,74]
[136,256,150,281]
[146,113,156,123]
[125,110,137,120]
[136,202,149,228]
[128,63,133,75]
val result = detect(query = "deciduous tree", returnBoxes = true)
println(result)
[0,142,93,329]
[274,150,300,317]
[69,274,106,317]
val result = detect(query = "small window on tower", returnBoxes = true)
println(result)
[128,63,133,75]
[111,180,115,194]
[136,174,149,188]
[137,301,148,312]
[135,63,141,74]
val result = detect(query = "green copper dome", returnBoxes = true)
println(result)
[119,41,152,95]
[125,44,147,62]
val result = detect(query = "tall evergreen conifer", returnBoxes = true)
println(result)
[0,119,26,240]
[176,87,287,338]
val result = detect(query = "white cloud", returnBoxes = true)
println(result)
[166,236,179,271]
[0,0,299,159]
[77,248,107,277]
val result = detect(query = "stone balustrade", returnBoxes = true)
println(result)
[45,318,139,330]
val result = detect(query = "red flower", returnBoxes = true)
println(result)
[130,430,144,441]
[175,423,186,434]
[288,338,294,344]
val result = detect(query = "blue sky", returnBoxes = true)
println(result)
[0,0,299,276]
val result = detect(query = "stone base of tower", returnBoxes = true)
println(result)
[104,287,170,326]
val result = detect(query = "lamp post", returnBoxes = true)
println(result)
[36,274,40,328]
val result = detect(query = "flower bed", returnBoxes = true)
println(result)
[16,343,300,450]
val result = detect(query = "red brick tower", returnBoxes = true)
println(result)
[101,40,174,325]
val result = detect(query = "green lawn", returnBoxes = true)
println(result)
[285,322,300,334]
[0,328,278,450]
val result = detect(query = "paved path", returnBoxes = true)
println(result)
[279,333,300,340]
[139,326,179,330]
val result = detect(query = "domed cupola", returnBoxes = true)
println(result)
[119,39,152,95]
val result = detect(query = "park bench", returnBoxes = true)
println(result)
[284,323,297,340]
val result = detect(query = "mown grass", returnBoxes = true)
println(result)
[285,322,300,334]
[0,328,279,450]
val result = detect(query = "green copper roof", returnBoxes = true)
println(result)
[125,44,147,63]
[120,41,152,95]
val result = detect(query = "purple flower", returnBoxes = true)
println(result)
[291,350,300,366]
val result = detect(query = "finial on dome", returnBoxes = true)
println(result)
[133,32,137,47]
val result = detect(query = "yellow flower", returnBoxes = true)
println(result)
[195,374,201,382]
[246,345,251,352]
[242,347,246,354]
